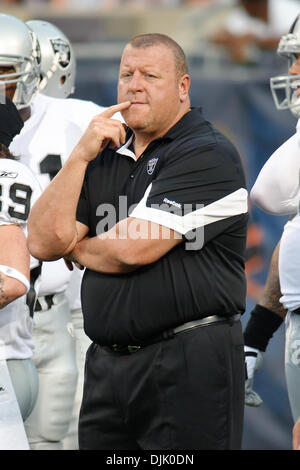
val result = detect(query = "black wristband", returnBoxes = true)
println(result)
[243,304,284,352]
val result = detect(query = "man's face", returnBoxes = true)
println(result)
[0,66,17,101]
[288,54,300,101]
[117,44,189,137]
[289,54,300,76]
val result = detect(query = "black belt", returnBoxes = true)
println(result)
[35,294,55,312]
[106,314,240,355]
[293,307,300,314]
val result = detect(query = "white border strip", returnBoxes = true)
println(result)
[130,184,248,235]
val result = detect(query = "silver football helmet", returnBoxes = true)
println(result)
[0,14,40,109]
[26,20,76,99]
[270,14,300,117]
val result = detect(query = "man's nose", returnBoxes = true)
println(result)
[289,59,300,75]
[128,72,143,92]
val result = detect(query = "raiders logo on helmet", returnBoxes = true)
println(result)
[50,38,71,69]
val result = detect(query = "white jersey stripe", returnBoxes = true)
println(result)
[130,184,248,235]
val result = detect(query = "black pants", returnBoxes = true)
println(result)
[78,320,245,450]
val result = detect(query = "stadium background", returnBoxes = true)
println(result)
[1,0,298,450]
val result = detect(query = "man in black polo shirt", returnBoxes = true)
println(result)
[28,33,248,450]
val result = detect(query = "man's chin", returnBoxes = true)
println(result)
[125,118,150,131]
[122,108,151,127]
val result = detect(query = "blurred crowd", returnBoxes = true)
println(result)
[1,0,299,65]
[211,0,300,64]
[0,0,211,8]
[0,0,216,7]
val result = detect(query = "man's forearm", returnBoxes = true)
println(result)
[71,235,139,274]
[28,153,88,261]
[0,273,27,309]
[259,241,287,319]
[28,103,130,261]
[71,218,183,274]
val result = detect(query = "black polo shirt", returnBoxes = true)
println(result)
[76,107,248,345]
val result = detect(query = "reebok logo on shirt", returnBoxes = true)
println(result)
[163,197,182,209]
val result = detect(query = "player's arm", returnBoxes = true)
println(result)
[67,217,183,274]
[0,224,30,308]
[250,133,300,215]
[243,240,286,406]
[28,102,131,261]
[68,174,247,274]
[255,241,286,319]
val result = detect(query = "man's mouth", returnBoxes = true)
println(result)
[291,80,300,98]
[291,79,300,89]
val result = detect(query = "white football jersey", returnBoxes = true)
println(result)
[251,120,300,216]
[10,93,105,299]
[0,158,42,360]
[251,119,300,310]
[279,214,300,312]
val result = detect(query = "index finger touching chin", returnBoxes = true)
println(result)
[101,101,131,119]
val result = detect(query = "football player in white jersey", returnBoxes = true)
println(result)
[0,14,108,450]
[243,14,300,445]
[23,21,124,451]
[0,97,42,450]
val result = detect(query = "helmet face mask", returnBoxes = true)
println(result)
[0,58,40,109]
[0,15,40,109]
[270,73,300,117]
[270,15,300,118]
[26,20,76,99]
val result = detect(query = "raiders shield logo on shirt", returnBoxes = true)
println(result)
[147,157,158,175]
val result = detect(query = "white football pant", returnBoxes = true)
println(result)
[62,307,92,450]
[285,311,300,423]
[24,293,78,450]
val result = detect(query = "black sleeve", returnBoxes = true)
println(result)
[130,140,247,244]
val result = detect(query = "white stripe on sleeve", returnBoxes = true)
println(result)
[130,184,248,235]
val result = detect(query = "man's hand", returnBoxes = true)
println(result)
[245,345,264,406]
[64,253,84,271]
[73,101,131,164]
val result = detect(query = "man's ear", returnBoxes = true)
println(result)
[179,74,190,102]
